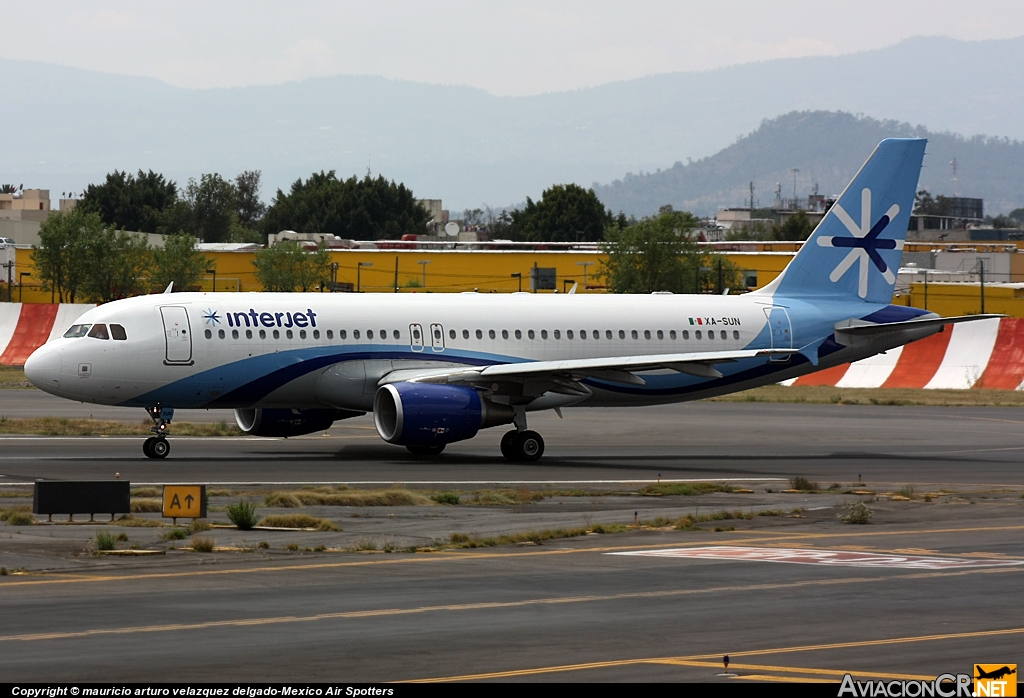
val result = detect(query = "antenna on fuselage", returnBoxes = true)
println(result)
[163,281,174,294]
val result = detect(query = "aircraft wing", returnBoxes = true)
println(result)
[380,347,795,390]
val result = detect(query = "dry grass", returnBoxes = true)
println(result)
[259,514,341,531]
[130,487,162,498]
[130,498,162,513]
[640,482,736,496]
[0,366,33,390]
[447,527,590,548]
[191,535,215,552]
[0,417,241,436]
[264,488,432,507]
[709,384,1024,407]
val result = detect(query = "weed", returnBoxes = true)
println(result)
[312,544,326,552]
[0,567,6,575]
[828,483,842,491]
[257,541,269,549]
[0,506,30,522]
[226,500,260,530]
[756,510,785,517]
[264,488,431,507]
[640,482,735,496]
[449,533,469,543]
[838,501,873,524]
[95,531,115,551]
[898,485,916,499]
[162,529,188,541]
[187,520,212,533]
[191,536,215,552]
[354,540,378,551]
[259,514,341,531]
[130,487,161,498]
[714,526,736,532]
[431,492,460,505]
[382,540,396,553]
[447,527,590,549]
[114,516,162,527]
[113,532,129,542]
[789,476,818,492]
[285,543,299,551]
[591,523,629,534]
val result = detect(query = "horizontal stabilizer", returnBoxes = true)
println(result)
[834,314,1004,346]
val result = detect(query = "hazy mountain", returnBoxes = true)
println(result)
[594,111,1024,217]
[2,35,1023,210]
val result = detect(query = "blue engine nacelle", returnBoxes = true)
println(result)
[373,383,515,446]
[234,408,363,438]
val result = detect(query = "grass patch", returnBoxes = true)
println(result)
[114,515,162,527]
[264,488,432,507]
[191,536,215,552]
[226,500,260,530]
[431,492,460,505]
[465,488,547,505]
[4,511,34,526]
[95,531,116,551]
[0,417,242,436]
[259,514,341,531]
[0,490,30,498]
[130,498,162,513]
[0,366,34,390]
[162,528,189,540]
[640,482,736,496]
[591,523,630,534]
[448,527,590,548]
[898,485,916,499]
[1,505,31,521]
[130,487,161,498]
[285,543,299,551]
[709,384,1024,407]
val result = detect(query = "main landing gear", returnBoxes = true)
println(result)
[143,405,174,459]
[499,407,545,462]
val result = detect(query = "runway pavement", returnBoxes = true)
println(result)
[1,396,1022,682]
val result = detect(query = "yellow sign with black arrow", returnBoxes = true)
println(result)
[162,485,207,519]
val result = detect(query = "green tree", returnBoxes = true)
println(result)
[509,184,612,242]
[252,240,330,292]
[234,170,267,231]
[176,174,238,243]
[151,232,211,292]
[80,228,151,303]
[32,208,104,303]
[599,210,741,294]
[261,172,429,241]
[79,170,178,234]
[771,209,815,240]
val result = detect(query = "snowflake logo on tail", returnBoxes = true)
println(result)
[816,188,902,298]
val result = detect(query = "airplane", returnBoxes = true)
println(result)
[24,138,999,461]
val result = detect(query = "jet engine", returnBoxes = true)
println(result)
[234,408,363,438]
[373,383,514,446]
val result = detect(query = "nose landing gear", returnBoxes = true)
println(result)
[143,405,174,459]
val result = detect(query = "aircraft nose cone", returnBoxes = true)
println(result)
[24,345,61,391]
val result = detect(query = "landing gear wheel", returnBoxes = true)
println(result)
[500,430,517,460]
[503,430,544,462]
[150,438,170,459]
[407,443,445,456]
[143,437,156,458]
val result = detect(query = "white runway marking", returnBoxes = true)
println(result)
[609,546,1024,570]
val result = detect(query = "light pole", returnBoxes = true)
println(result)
[417,260,431,289]
[206,268,216,293]
[511,272,522,292]
[19,272,30,303]
[576,262,593,289]
[357,262,372,293]
[330,262,339,292]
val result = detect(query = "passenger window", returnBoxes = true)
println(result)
[566,330,573,339]
[670,330,676,340]
[580,330,587,340]
[643,330,651,340]
[695,330,702,339]
[657,330,664,340]
[707,331,714,340]
[720,330,727,340]
[619,330,626,339]
[631,330,638,340]
[605,330,612,339]
[515,329,522,339]
[367,330,374,339]
[395,330,401,340]
[554,330,561,339]
[489,330,496,339]
[476,330,483,339]
[327,330,334,339]
[449,329,456,340]
[528,330,535,339]
[110,324,127,341]
[205,329,212,339]
[286,329,293,339]
[733,330,740,340]
[682,330,689,339]
[88,324,110,340]
[541,330,548,339]
[232,329,239,339]
[63,324,92,338]
[273,329,280,339]
[218,329,226,339]
[299,330,306,339]
[501,329,509,339]
[259,329,266,339]
[313,330,320,339]
[246,329,253,339]
[463,329,470,339]
[380,329,386,339]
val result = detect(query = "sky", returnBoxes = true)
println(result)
[2,1,1023,95]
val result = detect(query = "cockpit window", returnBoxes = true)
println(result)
[110,324,127,341]
[63,324,92,338]
[87,324,110,340]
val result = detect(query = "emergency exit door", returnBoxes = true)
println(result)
[160,306,193,364]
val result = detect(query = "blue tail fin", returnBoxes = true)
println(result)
[758,138,926,304]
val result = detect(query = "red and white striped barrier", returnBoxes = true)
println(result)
[0,304,95,366]
[788,317,1024,390]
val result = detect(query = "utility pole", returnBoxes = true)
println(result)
[2,260,12,302]
[393,256,399,293]
[979,259,985,314]
[417,260,431,289]
[575,261,593,289]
